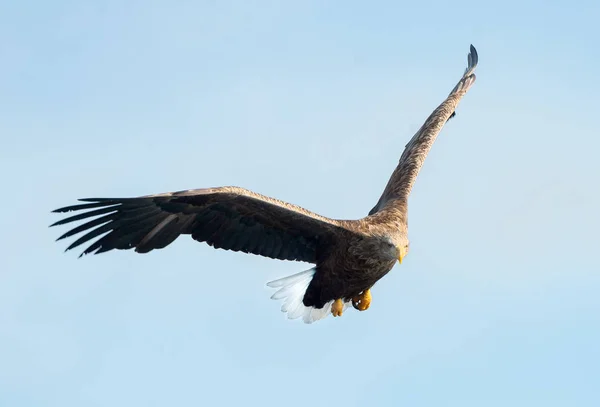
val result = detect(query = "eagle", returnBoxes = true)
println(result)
[51,45,478,323]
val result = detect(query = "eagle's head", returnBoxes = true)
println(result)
[381,235,410,264]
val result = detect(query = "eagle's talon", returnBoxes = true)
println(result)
[331,299,344,317]
[352,289,372,311]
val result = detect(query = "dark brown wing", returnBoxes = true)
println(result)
[369,44,478,215]
[51,186,347,263]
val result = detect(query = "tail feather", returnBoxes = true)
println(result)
[266,269,314,288]
[267,268,351,324]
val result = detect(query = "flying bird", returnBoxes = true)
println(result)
[51,45,479,323]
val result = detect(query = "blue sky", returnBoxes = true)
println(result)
[1,1,599,406]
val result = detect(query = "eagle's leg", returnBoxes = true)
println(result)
[352,289,372,311]
[331,299,344,317]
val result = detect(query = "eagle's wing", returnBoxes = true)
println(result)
[51,186,345,263]
[369,44,478,215]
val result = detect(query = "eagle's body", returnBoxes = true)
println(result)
[51,45,479,323]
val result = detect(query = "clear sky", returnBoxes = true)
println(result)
[1,1,599,406]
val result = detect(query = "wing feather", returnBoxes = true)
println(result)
[51,186,347,263]
[369,44,478,215]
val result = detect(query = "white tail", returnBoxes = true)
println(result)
[267,268,351,324]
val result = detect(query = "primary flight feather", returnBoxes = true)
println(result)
[51,44,479,323]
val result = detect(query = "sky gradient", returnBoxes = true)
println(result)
[1,1,599,406]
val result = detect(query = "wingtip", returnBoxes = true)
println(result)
[448,44,479,96]
[469,44,478,69]
[462,43,478,79]
[49,219,63,228]
[61,244,86,258]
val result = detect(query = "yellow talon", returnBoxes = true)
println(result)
[331,299,344,317]
[352,289,372,311]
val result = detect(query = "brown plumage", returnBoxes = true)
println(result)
[51,45,478,323]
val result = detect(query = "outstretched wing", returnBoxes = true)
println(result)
[51,186,346,263]
[369,44,478,215]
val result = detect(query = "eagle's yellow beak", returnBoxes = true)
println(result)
[398,246,407,264]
